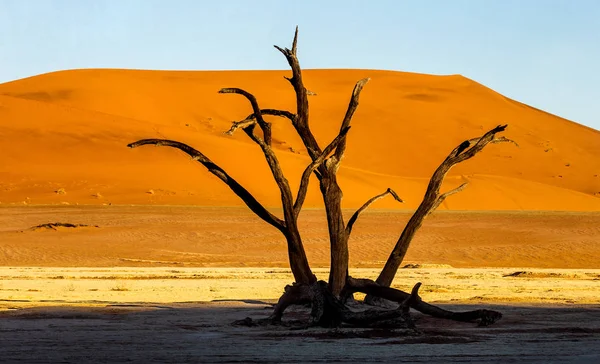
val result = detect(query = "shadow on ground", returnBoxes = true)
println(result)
[1,302,599,363]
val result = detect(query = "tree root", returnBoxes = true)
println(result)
[234,278,502,330]
[233,280,420,330]
[269,282,313,322]
[346,277,503,326]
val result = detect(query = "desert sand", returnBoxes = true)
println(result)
[1,206,599,362]
[1,206,599,269]
[0,69,599,210]
[2,266,600,308]
[1,69,599,362]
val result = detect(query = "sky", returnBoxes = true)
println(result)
[1,0,599,130]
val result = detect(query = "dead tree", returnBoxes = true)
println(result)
[128,27,513,329]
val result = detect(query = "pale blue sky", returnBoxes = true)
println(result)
[1,0,599,130]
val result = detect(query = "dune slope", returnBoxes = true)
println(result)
[0,69,599,210]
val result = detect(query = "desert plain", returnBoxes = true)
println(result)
[1,69,599,362]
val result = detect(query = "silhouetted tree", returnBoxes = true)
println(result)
[129,28,512,329]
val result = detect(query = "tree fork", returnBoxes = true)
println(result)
[274,31,371,297]
[218,87,318,285]
[319,78,372,296]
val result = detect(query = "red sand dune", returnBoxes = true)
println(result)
[0,69,599,210]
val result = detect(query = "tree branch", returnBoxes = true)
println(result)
[224,118,256,136]
[262,108,296,122]
[345,277,502,326]
[375,125,516,288]
[333,78,370,163]
[291,25,299,55]
[225,109,296,136]
[127,139,285,231]
[491,136,519,147]
[235,125,297,224]
[293,126,351,216]
[429,182,469,213]
[218,85,316,284]
[451,124,507,164]
[219,88,273,145]
[346,188,403,235]
[221,110,298,224]
[274,27,322,160]
[446,132,517,162]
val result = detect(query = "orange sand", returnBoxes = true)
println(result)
[1,70,599,363]
[0,69,598,210]
[1,206,598,269]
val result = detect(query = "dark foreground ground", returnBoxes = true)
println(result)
[1,302,599,363]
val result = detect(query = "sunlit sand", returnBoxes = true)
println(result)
[1,68,599,362]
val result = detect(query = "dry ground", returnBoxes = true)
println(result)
[1,267,600,363]
[1,267,599,306]
[1,206,599,362]
[1,303,599,363]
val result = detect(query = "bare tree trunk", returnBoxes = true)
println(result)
[320,169,349,296]
[284,224,316,284]
[310,280,420,328]
[275,33,370,296]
